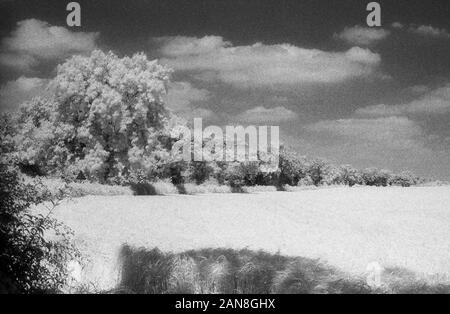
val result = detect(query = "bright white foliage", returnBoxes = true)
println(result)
[14,50,180,182]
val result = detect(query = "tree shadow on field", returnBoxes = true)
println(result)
[114,245,373,294]
[130,182,157,195]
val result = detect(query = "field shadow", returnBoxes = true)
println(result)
[114,245,372,294]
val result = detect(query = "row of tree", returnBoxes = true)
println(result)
[0,50,425,188]
[144,149,424,188]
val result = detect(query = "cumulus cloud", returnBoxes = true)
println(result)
[165,81,218,121]
[0,53,37,71]
[188,108,219,120]
[391,22,404,29]
[166,81,210,111]
[235,106,298,123]
[155,35,231,57]
[355,84,450,117]
[0,76,49,112]
[0,19,99,70]
[409,25,450,39]
[154,36,382,88]
[391,22,450,39]
[335,26,390,46]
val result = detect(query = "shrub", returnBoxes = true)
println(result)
[0,164,79,293]
[238,162,261,186]
[278,148,309,186]
[307,159,330,186]
[390,171,418,187]
[223,163,246,188]
[189,161,216,185]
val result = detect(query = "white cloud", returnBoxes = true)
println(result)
[235,106,298,123]
[155,35,231,57]
[392,22,450,39]
[155,36,382,88]
[0,76,48,112]
[407,85,431,95]
[0,19,99,70]
[409,25,450,39]
[391,22,404,29]
[0,53,37,71]
[355,84,450,117]
[188,108,219,120]
[165,81,217,121]
[335,26,390,46]
[166,81,210,111]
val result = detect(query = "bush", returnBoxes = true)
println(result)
[188,161,216,185]
[390,171,418,187]
[223,163,246,188]
[278,148,309,186]
[0,164,79,293]
[307,159,329,186]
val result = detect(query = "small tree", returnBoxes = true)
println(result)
[308,158,329,186]
[278,148,309,186]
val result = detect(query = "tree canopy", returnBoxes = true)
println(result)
[12,50,180,182]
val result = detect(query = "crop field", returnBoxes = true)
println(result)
[49,186,450,291]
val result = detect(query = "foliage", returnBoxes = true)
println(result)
[115,245,449,294]
[278,148,309,186]
[0,164,79,293]
[390,171,418,187]
[188,161,216,185]
[0,114,16,160]
[339,165,363,187]
[11,50,178,183]
[116,245,375,294]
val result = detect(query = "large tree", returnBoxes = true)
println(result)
[13,50,178,182]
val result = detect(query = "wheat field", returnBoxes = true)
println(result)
[50,186,450,290]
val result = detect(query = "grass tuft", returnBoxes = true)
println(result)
[115,246,381,294]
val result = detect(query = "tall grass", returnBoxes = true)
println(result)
[115,246,370,294]
[114,245,450,294]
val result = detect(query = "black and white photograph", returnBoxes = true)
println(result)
[0,0,449,300]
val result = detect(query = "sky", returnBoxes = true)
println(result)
[0,0,449,179]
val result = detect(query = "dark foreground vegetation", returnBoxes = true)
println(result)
[0,165,79,293]
[113,245,450,295]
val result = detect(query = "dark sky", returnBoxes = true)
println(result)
[1,0,449,179]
